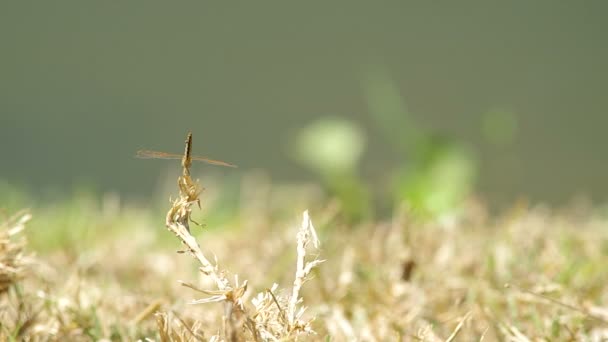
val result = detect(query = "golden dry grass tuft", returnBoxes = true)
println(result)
[0,210,32,295]
[155,148,324,341]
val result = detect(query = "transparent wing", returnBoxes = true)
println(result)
[136,150,183,160]
[190,155,237,168]
[136,150,236,168]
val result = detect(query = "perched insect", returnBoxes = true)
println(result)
[136,132,236,169]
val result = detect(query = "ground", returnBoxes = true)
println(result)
[2,183,608,341]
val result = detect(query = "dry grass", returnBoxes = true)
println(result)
[156,138,323,341]
[1,137,608,340]
[0,210,32,295]
[1,193,608,341]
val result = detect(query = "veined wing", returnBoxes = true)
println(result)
[190,155,237,168]
[136,150,236,168]
[136,150,182,160]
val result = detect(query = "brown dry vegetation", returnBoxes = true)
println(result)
[2,165,608,340]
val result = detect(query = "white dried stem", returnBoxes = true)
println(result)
[287,210,323,329]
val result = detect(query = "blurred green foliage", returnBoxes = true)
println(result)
[0,185,154,253]
[294,117,371,221]
[292,69,478,220]
[365,68,477,217]
[393,137,476,216]
[294,118,365,176]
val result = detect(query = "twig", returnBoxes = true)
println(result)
[287,210,324,330]
[445,311,471,342]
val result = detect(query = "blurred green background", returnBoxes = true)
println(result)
[1,2,607,210]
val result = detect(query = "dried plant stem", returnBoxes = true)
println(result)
[445,311,471,342]
[162,133,231,291]
[0,210,32,294]
[287,210,323,329]
[166,191,227,290]
[158,133,321,340]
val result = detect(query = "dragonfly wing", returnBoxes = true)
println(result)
[136,149,236,167]
[190,156,237,168]
[135,150,183,160]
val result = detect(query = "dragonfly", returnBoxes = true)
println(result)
[136,133,237,168]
